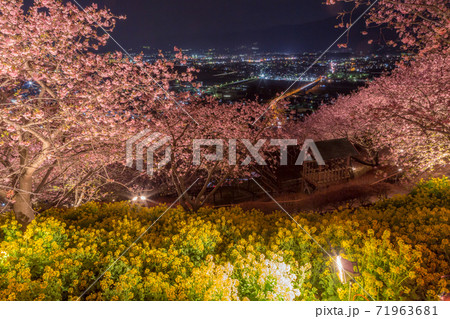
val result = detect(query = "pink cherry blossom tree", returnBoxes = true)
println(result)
[326,0,450,54]
[301,90,384,166]
[0,0,191,226]
[315,0,449,175]
[134,95,285,211]
[361,53,449,174]
[303,53,449,175]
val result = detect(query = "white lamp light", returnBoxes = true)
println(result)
[336,256,345,283]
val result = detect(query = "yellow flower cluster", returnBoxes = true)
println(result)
[0,177,448,301]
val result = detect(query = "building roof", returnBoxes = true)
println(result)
[313,138,359,161]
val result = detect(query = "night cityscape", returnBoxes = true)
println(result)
[167,48,402,109]
[0,0,449,314]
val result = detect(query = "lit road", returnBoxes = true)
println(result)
[215,76,260,88]
[269,76,323,106]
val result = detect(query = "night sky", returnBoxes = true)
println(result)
[69,0,375,52]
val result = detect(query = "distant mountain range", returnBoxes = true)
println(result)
[159,16,379,53]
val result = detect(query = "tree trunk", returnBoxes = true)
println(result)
[13,174,35,229]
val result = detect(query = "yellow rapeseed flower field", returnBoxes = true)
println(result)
[0,178,448,301]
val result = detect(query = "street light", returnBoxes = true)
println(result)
[336,255,345,283]
[334,254,360,284]
[132,195,148,205]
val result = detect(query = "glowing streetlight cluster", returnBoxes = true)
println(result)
[132,195,147,201]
